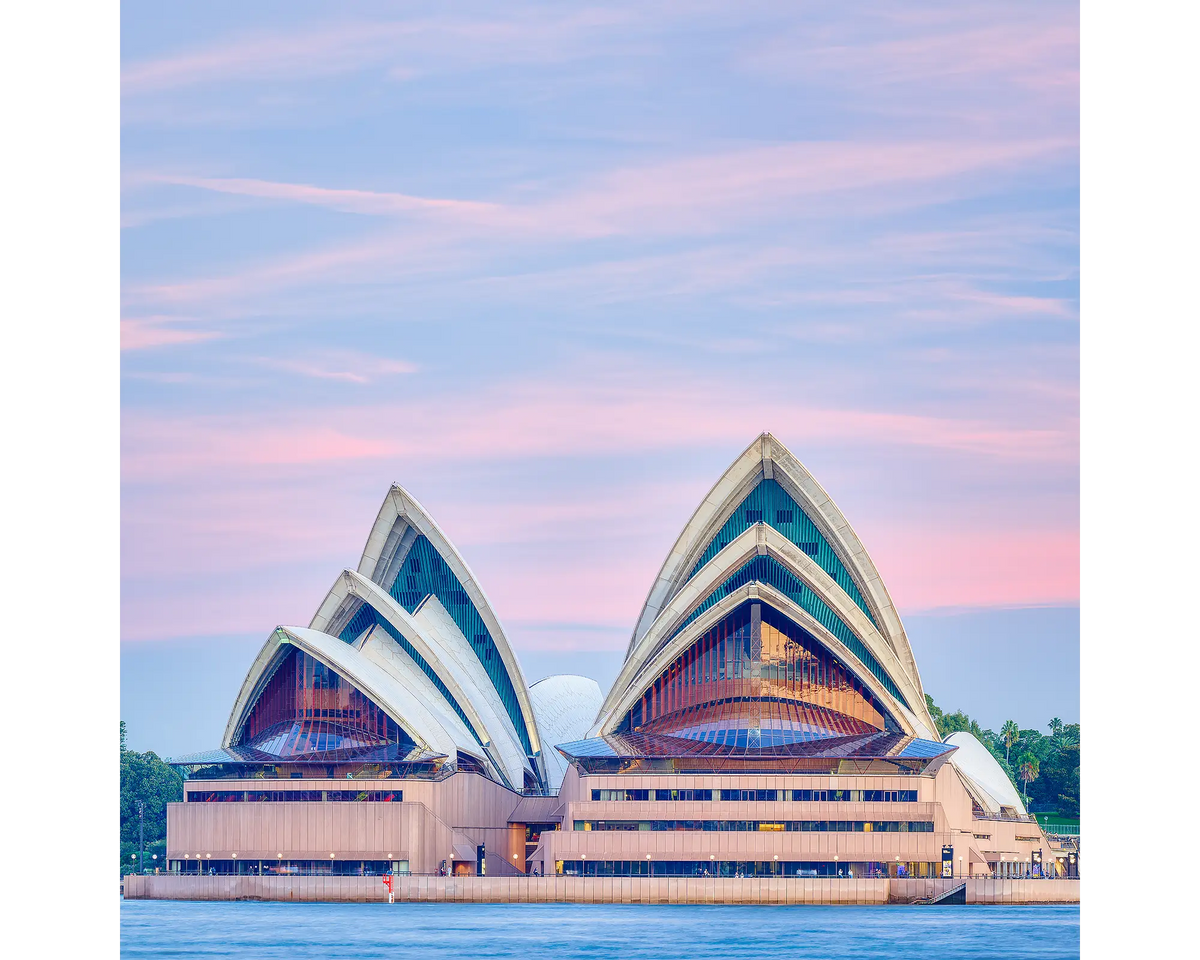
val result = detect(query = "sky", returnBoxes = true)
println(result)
[120,1,1079,756]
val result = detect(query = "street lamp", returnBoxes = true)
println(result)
[137,801,145,875]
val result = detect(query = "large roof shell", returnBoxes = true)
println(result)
[594,523,933,738]
[309,568,530,788]
[606,434,937,738]
[355,483,542,766]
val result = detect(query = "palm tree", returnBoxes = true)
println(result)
[1001,720,1019,763]
[1018,752,1040,805]
[1048,718,1063,737]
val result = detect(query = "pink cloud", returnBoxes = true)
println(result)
[121,9,638,96]
[867,525,1079,613]
[121,22,418,94]
[122,570,334,643]
[123,133,1074,313]
[123,420,399,478]
[118,370,1077,643]
[152,174,501,219]
[121,318,221,351]
[251,352,418,384]
[121,377,1077,485]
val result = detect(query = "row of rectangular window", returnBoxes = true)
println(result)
[186,790,403,802]
[167,860,402,876]
[573,820,935,833]
[589,789,918,803]
[558,860,940,878]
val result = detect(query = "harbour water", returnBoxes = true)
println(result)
[121,900,1080,958]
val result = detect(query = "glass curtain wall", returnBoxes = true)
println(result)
[236,647,410,758]
[624,602,894,743]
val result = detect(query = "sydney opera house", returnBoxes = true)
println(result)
[166,434,1072,882]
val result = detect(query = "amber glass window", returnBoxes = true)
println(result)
[627,602,894,744]
[235,647,409,759]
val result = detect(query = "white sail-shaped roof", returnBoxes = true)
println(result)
[223,625,481,765]
[945,731,1030,817]
[528,675,604,790]
[596,433,937,739]
[307,568,531,789]
[355,483,543,781]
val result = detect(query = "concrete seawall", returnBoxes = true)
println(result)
[124,875,1078,905]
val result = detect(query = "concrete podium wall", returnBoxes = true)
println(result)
[125,874,1078,904]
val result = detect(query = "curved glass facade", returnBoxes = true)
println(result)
[620,601,896,743]
[667,555,908,709]
[235,646,410,759]
[685,479,874,625]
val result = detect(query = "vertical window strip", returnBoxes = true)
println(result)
[669,555,907,709]
[386,535,532,756]
[684,479,875,626]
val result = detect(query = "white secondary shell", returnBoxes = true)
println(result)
[355,482,542,761]
[224,625,479,763]
[528,675,604,791]
[944,731,1029,817]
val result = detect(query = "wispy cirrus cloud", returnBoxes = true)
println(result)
[121,371,1077,485]
[147,174,501,219]
[149,137,1073,229]
[740,3,1079,133]
[121,8,639,96]
[248,351,418,384]
[121,317,222,351]
[124,135,1074,314]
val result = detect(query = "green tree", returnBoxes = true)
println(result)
[1048,717,1063,737]
[1001,720,1019,763]
[1017,752,1040,805]
[120,721,184,877]
[924,696,1079,819]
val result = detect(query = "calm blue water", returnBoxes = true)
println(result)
[121,900,1079,958]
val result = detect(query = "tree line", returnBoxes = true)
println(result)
[924,695,1080,818]
[120,721,183,877]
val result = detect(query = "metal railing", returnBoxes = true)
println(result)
[972,812,1038,823]
[1041,825,1080,836]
